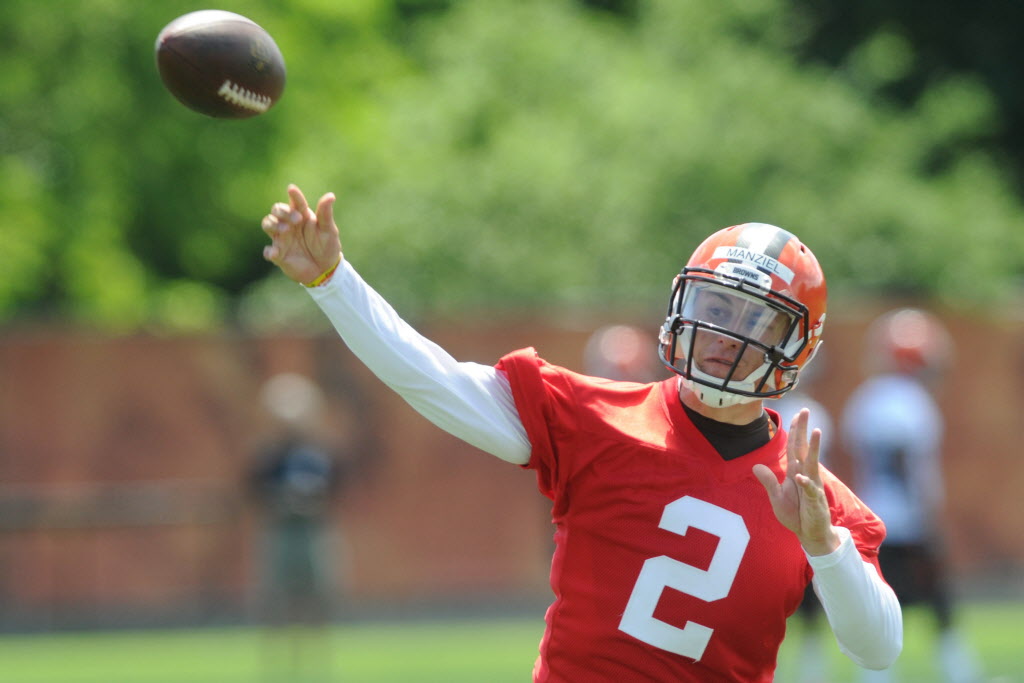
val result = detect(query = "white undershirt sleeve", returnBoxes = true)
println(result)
[305,258,531,465]
[808,526,904,670]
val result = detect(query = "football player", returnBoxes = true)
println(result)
[260,185,902,682]
[842,309,980,683]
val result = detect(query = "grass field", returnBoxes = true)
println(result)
[0,602,1020,682]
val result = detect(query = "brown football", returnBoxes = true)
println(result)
[155,10,286,119]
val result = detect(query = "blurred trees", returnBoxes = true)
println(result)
[787,0,1024,191]
[2,0,1022,332]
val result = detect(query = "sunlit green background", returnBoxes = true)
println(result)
[4,0,1024,333]
[1,605,1021,682]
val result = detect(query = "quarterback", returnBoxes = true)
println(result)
[260,185,902,682]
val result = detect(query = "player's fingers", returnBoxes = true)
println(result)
[316,192,336,231]
[791,408,809,446]
[752,463,781,500]
[287,184,310,218]
[263,244,278,262]
[785,409,807,475]
[261,214,284,236]
[804,429,823,480]
[794,473,820,498]
[795,408,813,454]
[270,202,300,224]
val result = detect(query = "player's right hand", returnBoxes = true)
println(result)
[261,184,342,285]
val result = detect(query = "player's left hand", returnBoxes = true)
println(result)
[753,408,841,556]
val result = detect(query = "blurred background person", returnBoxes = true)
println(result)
[247,372,348,682]
[582,324,664,382]
[771,348,833,683]
[840,308,980,683]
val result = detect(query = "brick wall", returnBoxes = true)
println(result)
[0,307,1020,624]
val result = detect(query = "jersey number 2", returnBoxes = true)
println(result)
[618,496,750,660]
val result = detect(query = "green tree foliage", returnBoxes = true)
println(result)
[2,0,1021,331]
[785,0,1024,191]
[0,0,409,330]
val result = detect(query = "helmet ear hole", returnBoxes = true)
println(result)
[803,340,821,370]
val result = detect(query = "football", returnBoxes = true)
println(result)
[155,10,286,119]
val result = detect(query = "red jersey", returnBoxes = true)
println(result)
[496,348,886,683]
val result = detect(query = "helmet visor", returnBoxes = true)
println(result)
[680,281,795,347]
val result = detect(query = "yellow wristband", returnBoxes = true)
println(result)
[302,254,342,288]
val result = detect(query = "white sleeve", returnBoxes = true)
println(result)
[808,526,903,670]
[305,258,532,465]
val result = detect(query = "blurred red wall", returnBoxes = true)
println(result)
[0,306,1020,624]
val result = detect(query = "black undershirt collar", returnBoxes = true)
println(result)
[682,402,773,460]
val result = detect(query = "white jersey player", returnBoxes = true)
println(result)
[841,308,979,683]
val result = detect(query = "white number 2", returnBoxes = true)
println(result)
[618,496,750,660]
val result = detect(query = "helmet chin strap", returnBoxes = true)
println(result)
[677,344,775,407]
[681,376,763,408]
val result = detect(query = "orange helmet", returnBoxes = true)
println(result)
[866,308,952,378]
[583,324,661,382]
[658,223,827,407]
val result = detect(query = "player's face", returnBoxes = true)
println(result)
[689,330,768,380]
[678,287,791,381]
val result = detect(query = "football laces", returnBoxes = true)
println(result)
[217,80,272,113]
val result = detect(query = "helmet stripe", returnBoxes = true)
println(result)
[735,223,794,260]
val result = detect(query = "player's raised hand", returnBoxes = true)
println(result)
[261,184,341,286]
[752,408,841,556]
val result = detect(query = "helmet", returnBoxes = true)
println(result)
[261,372,325,426]
[866,308,952,379]
[584,324,660,382]
[658,222,827,407]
